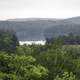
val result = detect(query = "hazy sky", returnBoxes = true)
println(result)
[0,0,80,20]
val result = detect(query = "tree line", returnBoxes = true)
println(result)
[46,33,80,45]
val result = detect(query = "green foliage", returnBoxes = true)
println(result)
[1,32,80,80]
[15,41,80,80]
[54,71,76,80]
[0,52,48,80]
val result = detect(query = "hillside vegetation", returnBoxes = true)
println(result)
[0,31,80,80]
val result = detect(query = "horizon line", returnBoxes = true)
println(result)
[0,16,80,21]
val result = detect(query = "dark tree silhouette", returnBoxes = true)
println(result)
[0,29,19,53]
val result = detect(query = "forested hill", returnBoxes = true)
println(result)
[0,17,80,41]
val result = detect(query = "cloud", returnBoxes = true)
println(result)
[0,0,80,19]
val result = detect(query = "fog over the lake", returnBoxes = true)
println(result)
[19,41,46,45]
[0,0,80,20]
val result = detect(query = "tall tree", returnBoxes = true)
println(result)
[0,30,19,53]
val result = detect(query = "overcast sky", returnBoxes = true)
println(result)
[0,0,80,20]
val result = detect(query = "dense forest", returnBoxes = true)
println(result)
[0,30,80,80]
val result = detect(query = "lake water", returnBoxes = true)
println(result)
[19,41,46,45]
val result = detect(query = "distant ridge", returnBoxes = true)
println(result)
[7,18,62,21]
[0,16,80,41]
